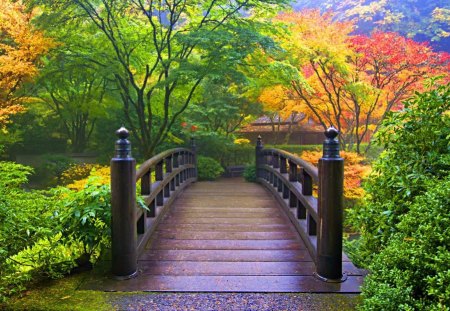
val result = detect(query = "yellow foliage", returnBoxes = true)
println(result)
[0,0,54,127]
[67,166,110,191]
[301,150,371,199]
[234,138,251,145]
[258,85,302,119]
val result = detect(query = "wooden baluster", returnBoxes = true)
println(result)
[283,183,289,199]
[308,214,317,235]
[289,161,297,182]
[166,156,172,173]
[179,151,185,183]
[163,157,171,198]
[137,214,145,234]
[191,138,198,180]
[280,156,287,174]
[147,199,156,217]
[155,160,164,206]
[289,192,297,208]
[141,170,151,196]
[297,200,306,219]
[165,156,174,192]
[301,168,313,196]
[173,153,180,187]
[273,153,280,169]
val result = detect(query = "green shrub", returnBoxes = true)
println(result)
[197,156,224,181]
[346,83,450,310]
[360,178,450,310]
[54,176,112,258]
[243,164,257,182]
[0,162,113,301]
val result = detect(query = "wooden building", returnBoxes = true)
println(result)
[238,114,324,145]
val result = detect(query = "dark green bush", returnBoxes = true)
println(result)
[266,144,321,154]
[32,154,74,187]
[243,164,257,182]
[197,156,224,181]
[346,83,450,310]
[193,133,254,166]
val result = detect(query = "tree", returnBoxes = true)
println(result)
[40,0,289,157]
[258,85,302,144]
[0,0,52,128]
[186,79,261,138]
[37,59,111,153]
[276,10,358,149]
[349,31,450,152]
[273,10,449,153]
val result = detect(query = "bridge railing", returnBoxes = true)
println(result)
[256,127,345,282]
[110,127,197,279]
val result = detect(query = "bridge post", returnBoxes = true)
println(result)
[316,127,345,282]
[110,126,138,279]
[255,135,263,178]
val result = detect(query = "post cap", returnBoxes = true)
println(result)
[114,126,132,158]
[325,126,339,140]
[116,126,129,139]
[256,135,263,148]
[322,126,340,159]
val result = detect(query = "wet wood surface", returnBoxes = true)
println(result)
[85,178,364,292]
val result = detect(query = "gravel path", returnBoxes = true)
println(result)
[109,293,360,311]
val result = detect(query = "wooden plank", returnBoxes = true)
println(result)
[147,239,304,250]
[173,207,281,213]
[139,249,313,262]
[153,231,299,240]
[138,261,365,276]
[155,223,293,232]
[161,217,287,225]
[84,275,363,293]
[166,211,282,218]
[173,198,275,208]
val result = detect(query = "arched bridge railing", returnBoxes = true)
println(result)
[110,127,197,279]
[255,127,345,282]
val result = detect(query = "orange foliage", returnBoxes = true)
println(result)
[301,150,371,199]
[0,0,53,127]
[273,10,449,153]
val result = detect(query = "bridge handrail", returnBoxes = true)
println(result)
[255,128,345,282]
[110,127,197,280]
[136,147,192,180]
[260,148,319,182]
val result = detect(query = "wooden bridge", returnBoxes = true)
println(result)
[88,127,364,292]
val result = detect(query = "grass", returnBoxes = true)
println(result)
[0,273,110,311]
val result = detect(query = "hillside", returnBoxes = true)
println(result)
[292,0,450,52]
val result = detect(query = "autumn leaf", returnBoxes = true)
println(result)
[0,0,53,127]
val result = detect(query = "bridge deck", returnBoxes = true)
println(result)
[89,178,363,292]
